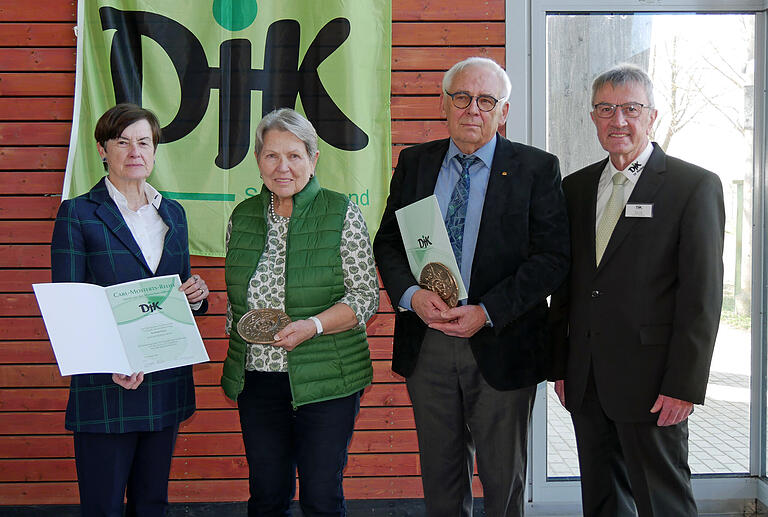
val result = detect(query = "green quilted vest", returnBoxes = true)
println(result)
[221,177,372,406]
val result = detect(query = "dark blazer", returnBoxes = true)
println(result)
[51,177,208,433]
[549,143,725,422]
[374,134,570,390]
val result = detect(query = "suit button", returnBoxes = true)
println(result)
[591,290,600,298]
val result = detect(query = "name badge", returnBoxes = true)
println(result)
[625,203,653,218]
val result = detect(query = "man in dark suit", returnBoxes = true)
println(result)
[549,64,725,516]
[374,57,570,516]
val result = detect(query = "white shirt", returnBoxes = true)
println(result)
[595,141,654,230]
[105,178,203,311]
[104,178,168,273]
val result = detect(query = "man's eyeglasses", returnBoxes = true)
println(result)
[592,102,652,119]
[445,91,502,112]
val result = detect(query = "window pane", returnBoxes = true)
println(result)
[546,12,754,478]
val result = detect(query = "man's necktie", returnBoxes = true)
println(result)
[595,172,629,265]
[445,155,476,267]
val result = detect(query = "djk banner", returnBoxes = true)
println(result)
[64,0,392,256]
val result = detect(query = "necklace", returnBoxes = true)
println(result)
[269,192,290,224]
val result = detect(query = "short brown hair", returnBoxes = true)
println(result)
[94,103,162,155]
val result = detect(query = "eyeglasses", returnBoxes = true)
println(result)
[445,91,502,112]
[592,102,652,119]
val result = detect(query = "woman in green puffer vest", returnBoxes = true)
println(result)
[222,108,377,517]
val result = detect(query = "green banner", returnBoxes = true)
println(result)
[65,0,392,256]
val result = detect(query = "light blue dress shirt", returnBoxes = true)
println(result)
[399,137,496,322]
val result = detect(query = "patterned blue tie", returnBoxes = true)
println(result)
[445,154,476,267]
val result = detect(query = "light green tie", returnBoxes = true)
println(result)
[596,172,629,265]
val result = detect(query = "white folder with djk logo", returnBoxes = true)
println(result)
[394,195,468,301]
[33,274,209,376]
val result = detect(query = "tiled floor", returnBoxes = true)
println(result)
[546,325,752,478]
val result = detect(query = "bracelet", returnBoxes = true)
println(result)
[308,316,324,336]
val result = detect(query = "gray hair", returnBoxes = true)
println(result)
[254,108,319,158]
[442,57,511,101]
[591,63,655,108]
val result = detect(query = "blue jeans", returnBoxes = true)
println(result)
[237,370,360,517]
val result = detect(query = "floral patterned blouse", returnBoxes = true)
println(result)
[225,200,378,372]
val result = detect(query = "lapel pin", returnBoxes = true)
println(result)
[501,171,508,176]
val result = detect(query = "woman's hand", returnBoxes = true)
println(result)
[271,319,317,352]
[180,274,209,304]
[112,372,144,389]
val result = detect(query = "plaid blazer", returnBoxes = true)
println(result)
[51,177,207,433]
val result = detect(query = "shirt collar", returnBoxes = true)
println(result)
[607,141,654,184]
[447,136,497,169]
[104,177,163,211]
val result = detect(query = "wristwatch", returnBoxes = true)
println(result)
[308,316,324,336]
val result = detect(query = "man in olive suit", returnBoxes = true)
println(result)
[550,64,725,516]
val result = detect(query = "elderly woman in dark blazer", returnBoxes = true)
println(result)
[50,103,209,517]
[221,108,378,516]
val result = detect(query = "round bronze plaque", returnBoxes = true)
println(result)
[236,308,292,344]
[419,262,459,308]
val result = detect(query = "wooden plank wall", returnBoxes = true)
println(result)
[0,0,504,505]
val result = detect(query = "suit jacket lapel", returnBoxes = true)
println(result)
[155,199,180,275]
[471,135,519,289]
[597,144,666,269]
[578,160,605,270]
[478,135,518,228]
[415,140,449,199]
[90,178,153,274]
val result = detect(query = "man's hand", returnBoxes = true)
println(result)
[112,372,144,390]
[650,394,693,426]
[428,304,487,338]
[554,379,566,407]
[411,289,451,325]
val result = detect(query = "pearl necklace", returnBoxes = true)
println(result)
[269,192,290,224]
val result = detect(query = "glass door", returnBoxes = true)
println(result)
[512,1,767,508]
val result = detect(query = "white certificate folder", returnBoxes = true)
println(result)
[394,195,468,300]
[33,274,209,376]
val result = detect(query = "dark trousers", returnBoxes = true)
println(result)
[73,424,179,517]
[237,370,360,517]
[406,329,536,517]
[571,371,697,517]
